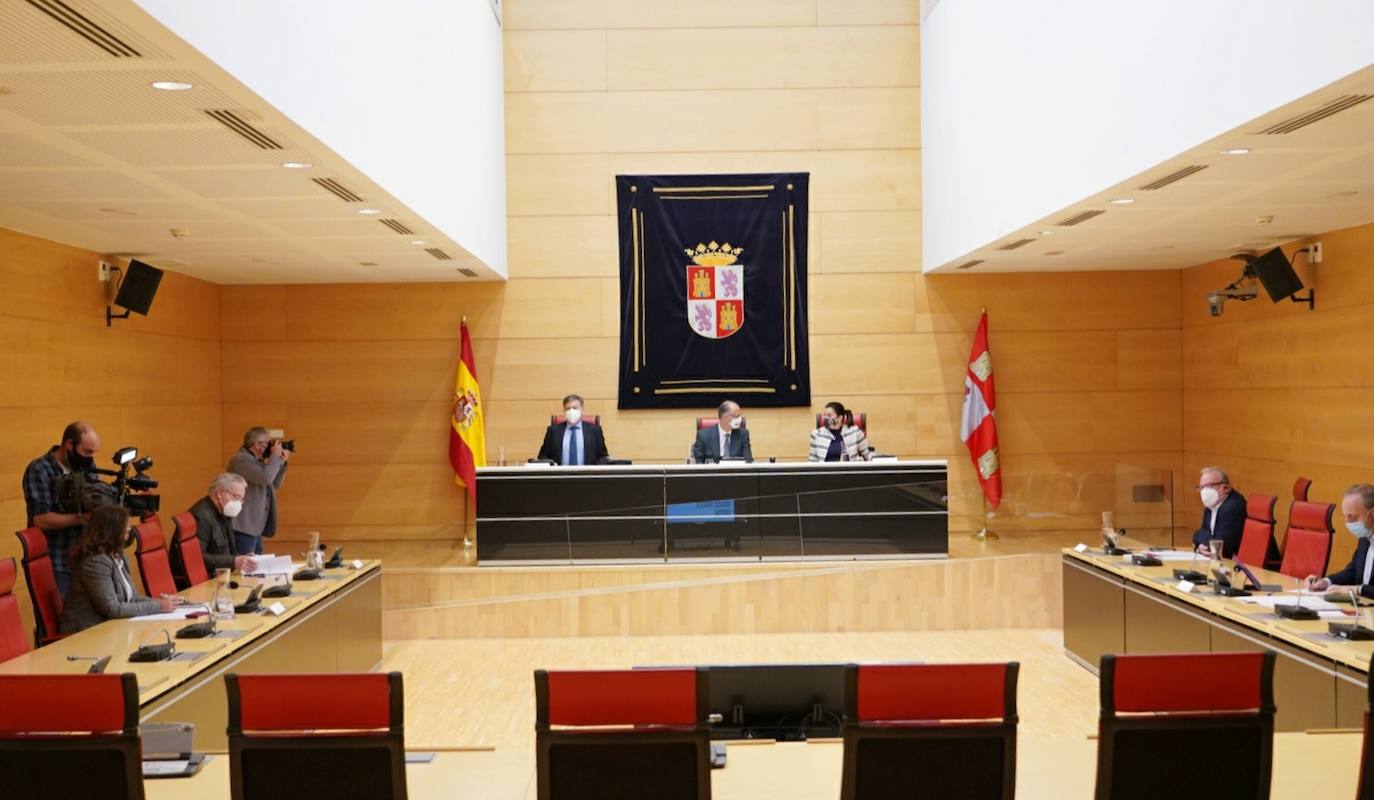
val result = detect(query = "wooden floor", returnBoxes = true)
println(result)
[380,628,1100,748]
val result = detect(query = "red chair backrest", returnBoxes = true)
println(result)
[815,412,867,433]
[539,668,701,727]
[228,673,403,733]
[697,417,747,430]
[14,528,63,646]
[1279,500,1335,579]
[1102,652,1273,715]
[170,513,209,587]
[1237,494,1277,571]
[1293,476,1313,501]
[132,518,177,598]
[551,414,599,426]
[0,558,30,663]
[0,673,138,734]
[855,662,1016,723]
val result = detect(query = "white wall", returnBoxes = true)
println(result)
[922,0,1374,271]
[136,0,508,277]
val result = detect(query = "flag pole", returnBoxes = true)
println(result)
[970,491,999,541]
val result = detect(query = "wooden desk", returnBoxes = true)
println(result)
[1063,546,1372,731]
[0,562,383,750]
[141,733,1361,799]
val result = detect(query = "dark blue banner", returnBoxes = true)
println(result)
[616,173,810,409]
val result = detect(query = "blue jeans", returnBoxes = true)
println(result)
[234,532,264,555]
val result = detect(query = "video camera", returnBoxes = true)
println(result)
[54,446,160,515]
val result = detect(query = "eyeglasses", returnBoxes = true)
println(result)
[1194,481,1227,490]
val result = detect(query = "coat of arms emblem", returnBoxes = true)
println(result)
[684,241,744,340]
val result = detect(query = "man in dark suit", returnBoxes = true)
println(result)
[536,394,609,466]
[1307,483,1374,598]
[691,400,753,463]
[1191,466,1247,557]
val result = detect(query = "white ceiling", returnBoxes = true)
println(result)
[0,0,493,283]
[930,64,1374,273]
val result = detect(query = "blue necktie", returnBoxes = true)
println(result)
[572,426,582,466]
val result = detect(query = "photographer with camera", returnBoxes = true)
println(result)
[226,427,291,556]
[22,421,101,596]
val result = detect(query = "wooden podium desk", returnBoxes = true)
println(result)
[1063,545,1372,731]
[143,733,1361,799]
[0,561,382,750]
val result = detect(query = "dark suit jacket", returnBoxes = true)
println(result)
[59,554,161,634]
[1191,490,1247,557]
[691,426,753,463]
[536,421,609,465]
[1327,537,1374,598]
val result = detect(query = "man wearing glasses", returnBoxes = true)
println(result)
[1190,466,1247,558]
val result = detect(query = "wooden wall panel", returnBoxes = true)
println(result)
[0,227,222,642]
[1181,222,1374,571]
[504,0,820,31]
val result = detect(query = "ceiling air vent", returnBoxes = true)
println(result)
[997,238,1035,251]
[426,248,453,261]
[27,0,141,57]
[311,177,364,202]
[205,110,283,150]
[1057,209,1105,226]
[954,259,983,271]
[379,219,413,235]
[1139,164,1208,190]
[1257,95,1373,134]
[457,268,479,278]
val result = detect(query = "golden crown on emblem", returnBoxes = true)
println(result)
[684,241,743,267]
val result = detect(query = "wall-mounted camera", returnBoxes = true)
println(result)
[1205,247,1314,317]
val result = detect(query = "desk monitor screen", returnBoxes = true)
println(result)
[708,664,846,741]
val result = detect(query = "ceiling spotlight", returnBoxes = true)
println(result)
[358,261,379,267]
[411,240,427,245]
[1219,148,1251,156]
[1109,197,1135,205]
[357,208,382,215]
[1039,230,1054,236]
[150,80,193,91]
[281,161,312,169]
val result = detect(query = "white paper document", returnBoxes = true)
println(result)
[133,608,206,622]
[142,760,190,776]
[1238,594,1342,612]
[244,555,295,576]
[1140,550,1206,562]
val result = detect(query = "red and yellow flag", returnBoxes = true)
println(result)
[960,310,1002,509]
[448,320,486,508]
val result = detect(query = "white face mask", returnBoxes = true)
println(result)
[728,416,742,430]
[564,408,582,424]
[1200,487,1221,509]
[222,499,244,518]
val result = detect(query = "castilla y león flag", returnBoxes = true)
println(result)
[960,311,1003,509]
[449,320,486,508]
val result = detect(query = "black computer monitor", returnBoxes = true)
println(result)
[1249,247,1304,302]
[707,664,847,741]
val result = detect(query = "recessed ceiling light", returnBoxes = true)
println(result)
[1109,197,1135,205]
[1039,230,1054,236]
[411,240,427,245]
[281,161,312,169]
[1219,148,1251,156]
[357,208,382,215]
[150,80,193,91]
[358,261,379,267]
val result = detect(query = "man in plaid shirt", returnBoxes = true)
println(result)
[22,421,102,597]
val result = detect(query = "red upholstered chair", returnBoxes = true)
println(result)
[226,672,407,800]
[132,516,177,598]
[535,667,710,800]
[1278,500,1335,580]
[0,673,143,799]
[840,662,1019,800]
[815,412,868,433]
[1238,494,1280,572]
[550,414,599,426]
[1095,652,1276,800]
[14,527,64,647]
[696,417,746,430]
[1293,476,1313,501]
[170,512,209,589]
[0,558,30,663]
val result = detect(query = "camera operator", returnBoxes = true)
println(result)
[22,421,101,596]
[226,427,290,556]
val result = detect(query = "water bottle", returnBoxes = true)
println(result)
[498,445,507,467]
[212,568,235,620]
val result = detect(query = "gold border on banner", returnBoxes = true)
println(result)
[631,208,640,373]
[638,209,647,366]
[780,210,788,366]
[787,203,797,370]
[661,194,769,201]
[652,185,775,193]
[654,387,778,395]
[660,378,770,385]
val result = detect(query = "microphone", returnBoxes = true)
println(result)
[66,654,113,674]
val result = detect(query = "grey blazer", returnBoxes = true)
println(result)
[227,448,288,540]
[59,553,161,634]
[691,426,753,463]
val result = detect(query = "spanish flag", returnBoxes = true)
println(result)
[448,320,486,508]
